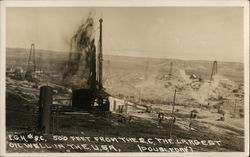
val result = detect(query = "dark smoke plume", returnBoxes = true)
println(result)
[63,15,96,89]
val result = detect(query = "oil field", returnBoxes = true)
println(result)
[5,8,245,153]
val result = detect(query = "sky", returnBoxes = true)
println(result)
[6,7,244,62]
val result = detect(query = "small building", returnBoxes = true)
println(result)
[190,109,199,119]
[108,97,128,113]
[15,67,24,74]
[6,67,14,73]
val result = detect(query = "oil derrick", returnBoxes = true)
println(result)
[37,50,42,72]
[210,61,218,81]
[96,18,110,111]
[25,43,36,81]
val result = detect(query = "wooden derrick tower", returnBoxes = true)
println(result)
[25,43,36,81]
[210,61,218,81]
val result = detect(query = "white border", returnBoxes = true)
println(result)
[243,2,249,156]
[0,0,249,157]
[1,0,249,7]
[0,0,6,156]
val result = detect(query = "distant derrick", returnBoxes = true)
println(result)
[25,43,36,81]
[210,61,218,81]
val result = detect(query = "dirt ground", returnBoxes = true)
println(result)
[6,92,244,152]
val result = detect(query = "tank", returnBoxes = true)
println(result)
[38,86,53,133]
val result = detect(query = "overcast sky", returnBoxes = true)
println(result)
[6,7,243,62]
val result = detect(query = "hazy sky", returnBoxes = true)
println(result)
[6,7,244,62]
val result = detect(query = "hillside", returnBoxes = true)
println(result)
[6,47,245,152]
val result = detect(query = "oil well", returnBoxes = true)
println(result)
[38,18,113,133]
[70,18,109,112]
